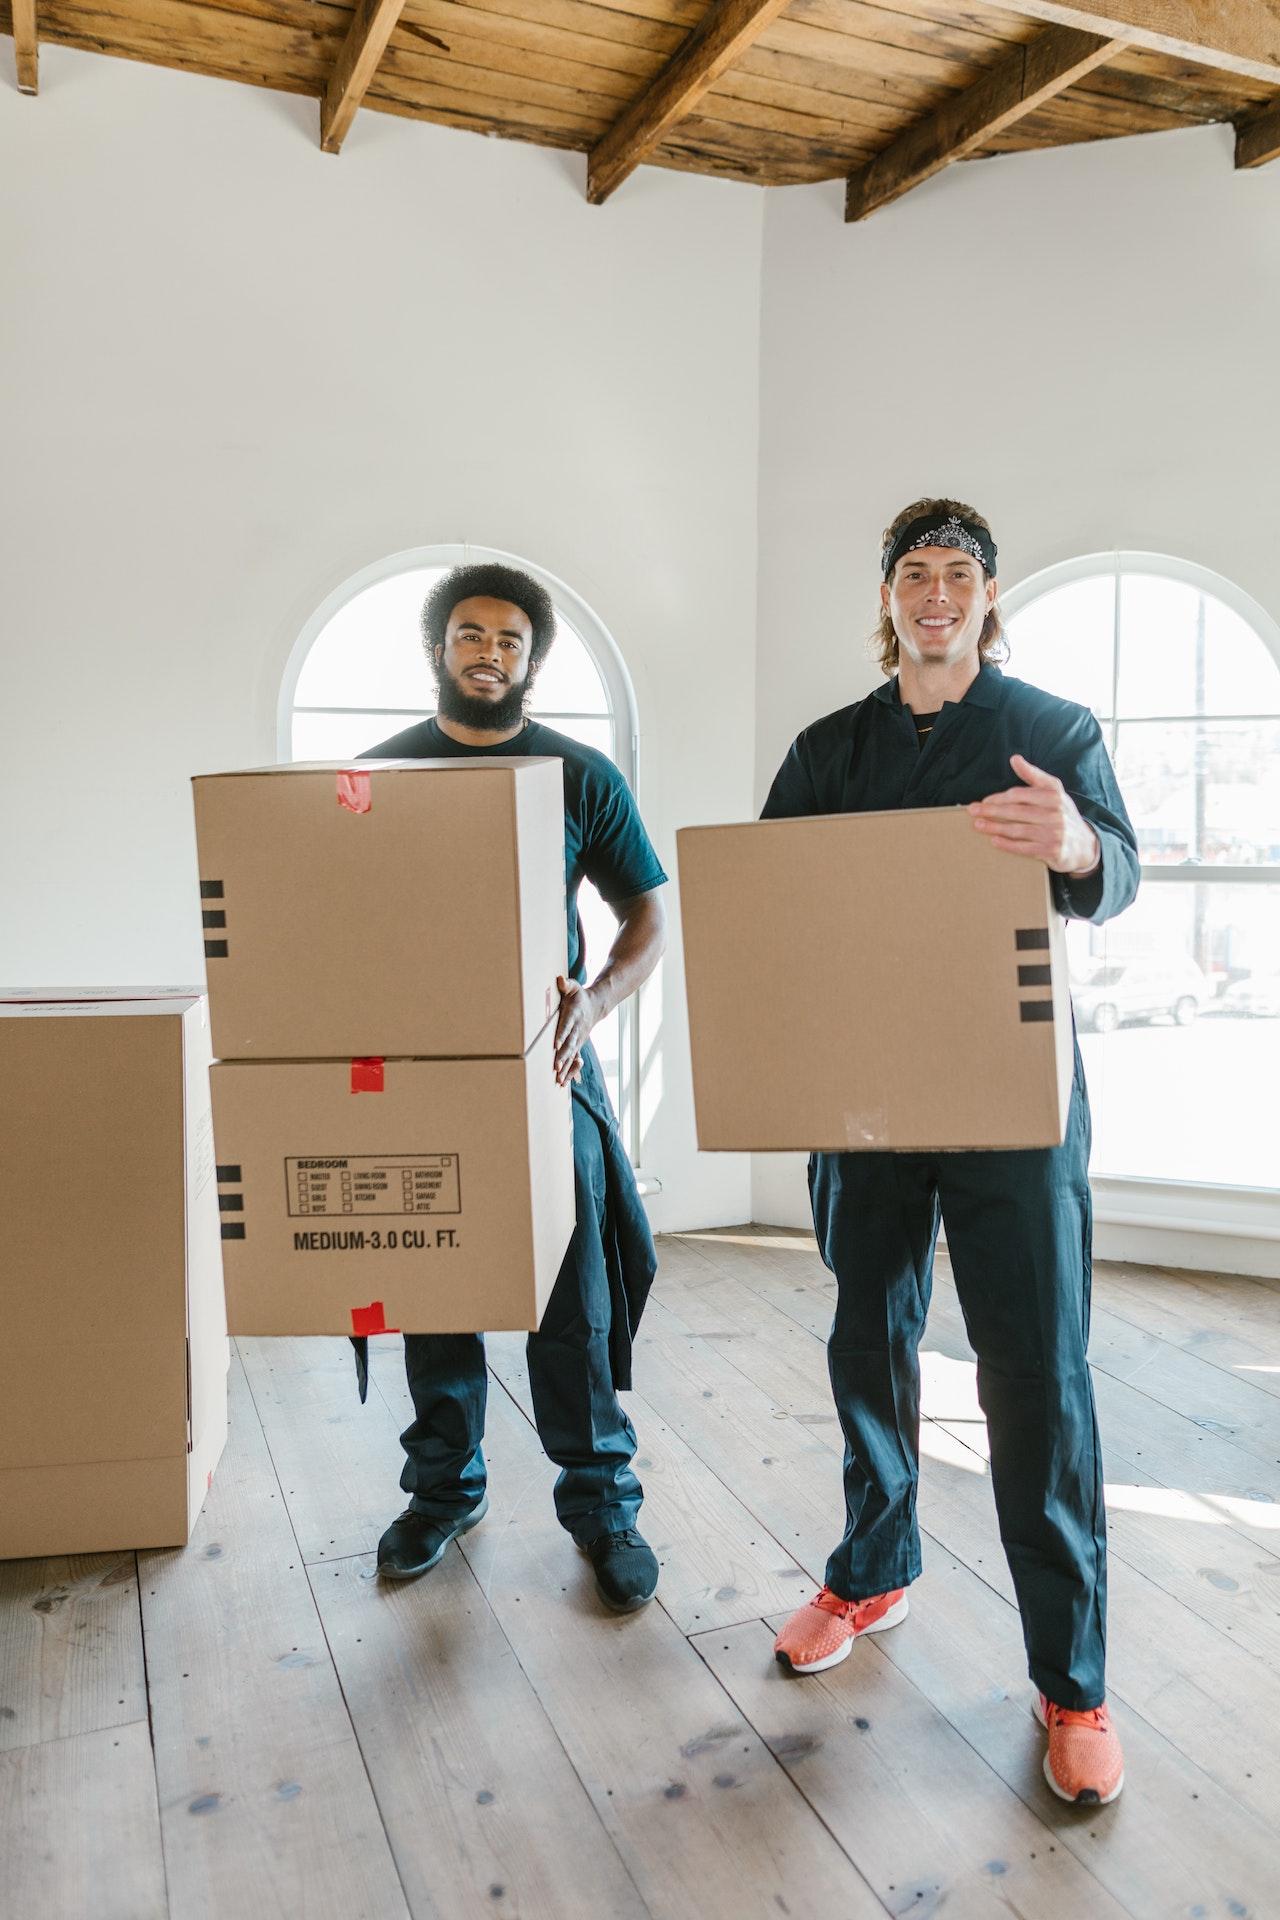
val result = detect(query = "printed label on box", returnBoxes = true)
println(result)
[285,1154,461,1219]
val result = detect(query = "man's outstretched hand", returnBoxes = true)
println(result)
[553,975,598,1086]
[969,754,1100,877]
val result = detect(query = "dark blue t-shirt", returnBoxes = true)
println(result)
[362,717,667,982]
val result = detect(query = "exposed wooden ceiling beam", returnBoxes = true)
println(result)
[587,0,793,205]
[320,0,407,153]
[972,2,1280,87]
[12,0,38,94]
[846,25,1126,221]
[1235,98,1280,168]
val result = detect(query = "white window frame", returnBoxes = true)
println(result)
[277,542,655,1181]
[1001,550,1280,1274]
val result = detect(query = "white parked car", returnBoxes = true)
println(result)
[1220,973,1280,1019]
[1071,957,1212,1034]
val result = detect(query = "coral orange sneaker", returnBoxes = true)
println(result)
[774,1585,908,1675]
[1035,1693,1125,1805]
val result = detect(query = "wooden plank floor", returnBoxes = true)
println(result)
[4,1229,1279,1919]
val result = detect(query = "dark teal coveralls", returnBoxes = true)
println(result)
[350,716,666,1545]
[762,665,1139,1709]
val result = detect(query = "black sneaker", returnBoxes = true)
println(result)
[376,1495,489,1581]
[578,1526,659,1612]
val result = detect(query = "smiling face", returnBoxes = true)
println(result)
[433,596,536,731]
[882,546,997,673]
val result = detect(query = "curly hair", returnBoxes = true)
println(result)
[873,496,1007,675]
[421,563,558,675]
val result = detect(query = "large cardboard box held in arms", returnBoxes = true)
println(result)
[0,992,229,1559]
[208,1018,575,1336]
[678,807,1073,1152]
[194,755,577,1336]
[191,758,568,1060]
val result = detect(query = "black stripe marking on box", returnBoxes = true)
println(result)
[204,940,229,960]
[221,1222,246,1240]
[218,1193,244,1213]
[1015,928,1051,951]
[202,909,227,929]
[200,880,225,899]
[217,1164,241,1183]
[1018,964,1052,987]
[1020,1001,1054,1023]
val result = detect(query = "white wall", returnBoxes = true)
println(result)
[0,48,763,1232]
[7,63,1280,1250]
[752,122,1280,1233]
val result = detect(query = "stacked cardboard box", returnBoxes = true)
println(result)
[191,759,577,1337]
[678,807,1072,1152]
[0,989,229,1558]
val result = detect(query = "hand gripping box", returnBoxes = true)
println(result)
[191,758,568,1060]
[208,1019,575,1336]
[0,991,229,1558]
[677,807,1073,1152]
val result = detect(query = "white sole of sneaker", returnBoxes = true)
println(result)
[777,1594,910,1675]
[1031,1694,1124,1805]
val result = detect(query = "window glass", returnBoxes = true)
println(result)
[1114,720,1280,867]
[1069,884,1280,1186]
[1007,559,1280,1193]
[1000,573,1115,718]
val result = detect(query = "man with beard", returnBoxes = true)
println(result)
[359,562,668,1613]
[765,499,1138,1807]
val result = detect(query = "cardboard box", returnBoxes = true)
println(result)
[678,807,1072,1152]
[0,993,229,1559]
[209,1016,575,1336]
[192,759,568,1060]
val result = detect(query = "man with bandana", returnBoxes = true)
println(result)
[359,563,668,1614]
[765,498,1139,1808]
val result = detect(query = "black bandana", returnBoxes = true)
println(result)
[883,512,997,580]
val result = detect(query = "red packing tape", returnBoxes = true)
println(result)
[351,1057,384,1093]
[336,770,372,814]
[351,1301,399,1337]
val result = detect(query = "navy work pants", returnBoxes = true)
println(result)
[398,1096,643,1544]
[811,1061,1107,1709]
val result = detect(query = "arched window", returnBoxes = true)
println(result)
[279,545,643,1155]
[1004,554,1280,1194]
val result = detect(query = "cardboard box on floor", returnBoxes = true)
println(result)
[209,1017,575,1337]
[678,807,1073,1152]
[191,758,568,1060]
[0,992,229,1559]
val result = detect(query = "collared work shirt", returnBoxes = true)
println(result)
[761,664,1139,926]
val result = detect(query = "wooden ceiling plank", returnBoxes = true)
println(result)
[367,66,606,133]
[364,82,592,143]
[12,0,39,89]
[723,58,916,132]
[46,0,327,54]
[846,22,1125,219]
[33,12,325,93]
[970,2,1280,87]
[404,0,670,80]
[380,36,626,116]
[392,19,644,101]
[783,0,1014,59]
[411,0,693,54]
[659,106,866,174]
[1235,96,1280,167]
[586,0,795,202]
[1110,41,1276,106]
[320,0,407,150]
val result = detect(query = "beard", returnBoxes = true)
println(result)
[434,662,530,732]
